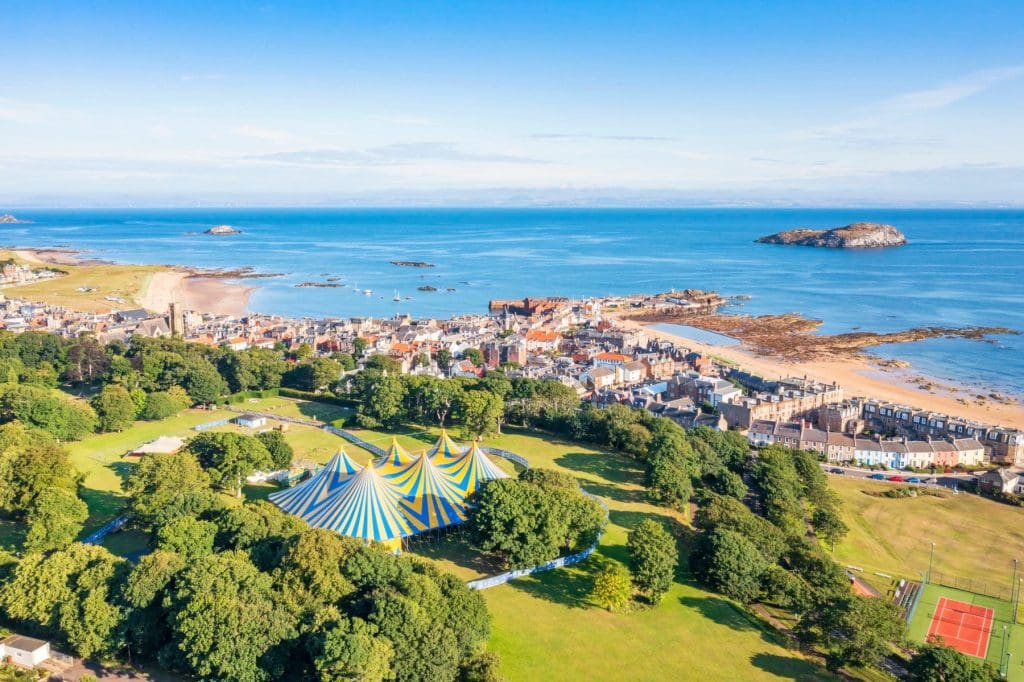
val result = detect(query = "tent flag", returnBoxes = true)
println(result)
[376,437,416,470]
[268,450,361,516]
[429,429,466,459]
[383,453,467,531]
[302,462,413,542]
[437,442,509,495]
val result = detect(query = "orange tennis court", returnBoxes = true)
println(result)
[926,597,994,658]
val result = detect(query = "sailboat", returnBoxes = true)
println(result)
[393,290,401,302]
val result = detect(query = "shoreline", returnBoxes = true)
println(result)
[11,246,254,317]
[7,245,1022,427]
[618,317,1024,428]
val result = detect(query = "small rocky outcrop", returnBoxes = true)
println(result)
[0,214,30,224]
[205,225,242,235]
[391,260,435,268]
[756,222,907,249]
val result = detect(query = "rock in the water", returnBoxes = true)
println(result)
[205,224,242,235]
[755,222,907,248]
[0,214,30,224]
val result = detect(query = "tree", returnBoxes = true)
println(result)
[0,384,98,440]
[91,384,137,432]
[704,467,747,500]
[24,487,88,552]
[283,357,342,392]
[125,452,215,529]
[690,527,766,603]
[462,348,483,366]
[355,372,407,428]
[424,377,464,427]
[140,391,183,420]
[460,390,504,439]
[435,349,452,371]
[167,550,295,682]
[627,519,678,603]
[155,516,217,559]
[811,503,849,550]
[309,615,393,682]
[353,337,369,358]
[795,595,904,671]
[0,432,80,514]
[278,529,358,616]
[64,336,110,384]
[186,432,273,497]
[591,564,633,611]
[459,649,504,682]
[256,429,294,470]
[181,359,227,404]
[907,643,996,682]
[645,450,693,511]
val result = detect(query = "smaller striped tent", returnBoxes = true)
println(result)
[268,450,362,516]
[384,453,468,532]
[376,437,416,470]
[429,429,467,460]
[437,443,509,495]
[302,462,412,549]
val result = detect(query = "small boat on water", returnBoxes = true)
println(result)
[363,289,373,296]
[393,290,401,301]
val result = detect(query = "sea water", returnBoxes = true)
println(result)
[2,208,1022,396]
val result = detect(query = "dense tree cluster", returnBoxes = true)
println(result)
[468,469,606,569]
[0,447,500,682]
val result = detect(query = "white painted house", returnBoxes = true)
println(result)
[235,413,268,429]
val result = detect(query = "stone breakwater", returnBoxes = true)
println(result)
[756,222,907,248]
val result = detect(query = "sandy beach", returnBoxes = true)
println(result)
[138,271,253,317]
[617,317,1024,429]
[13,247,253,317]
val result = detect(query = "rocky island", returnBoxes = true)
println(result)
[756,222,907,249]
[0,214,31,224]
[205,225,242,235]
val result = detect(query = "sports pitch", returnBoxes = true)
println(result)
[908,583,1024,680]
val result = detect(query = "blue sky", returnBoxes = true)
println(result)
[2,1,1023,206]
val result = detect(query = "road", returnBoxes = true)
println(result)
[818,462,974,490]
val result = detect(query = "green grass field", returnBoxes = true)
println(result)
[345,424,828,680]
[908,582,1024,680]
[830,475,1024,585]
[0,248,169,313]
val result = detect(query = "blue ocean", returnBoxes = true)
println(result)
[2,209,1022,396]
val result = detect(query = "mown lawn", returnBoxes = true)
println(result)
[831,475,1024,586]
[345,424,828,681]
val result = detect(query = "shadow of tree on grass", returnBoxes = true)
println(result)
[554,452,642,486]
[749,653,827,681]
[507,555,606,609]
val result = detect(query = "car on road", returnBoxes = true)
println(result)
[888,476,905,482]
[907,477,922,484]
[829,468,845,474]
[869,473,887,480]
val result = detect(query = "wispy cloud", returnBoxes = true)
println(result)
[246,142,546,167]
[231,125,297,144]
[799,65,1024,143]
[531,133,675,141]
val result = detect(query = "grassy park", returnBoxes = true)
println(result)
[345,423,829,680]
[830,475,1024,585]
[0,248,167,313]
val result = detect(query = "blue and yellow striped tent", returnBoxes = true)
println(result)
[429,429,467,460]
[302,462,412,548]
[376,437,416,470]
[437,442,509,495]
[268,449,362,516]
[383,453,468,531]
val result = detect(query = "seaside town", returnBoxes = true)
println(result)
[3,283,1021,479]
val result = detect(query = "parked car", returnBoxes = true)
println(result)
[869,473,887,480]
[907,477,922,484]
[888,476,905,482]
[829,468,845,474]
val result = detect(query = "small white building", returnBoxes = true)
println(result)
[0,635,50,668]
[235,413,268,429]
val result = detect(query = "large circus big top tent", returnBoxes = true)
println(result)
[268,432,508,549]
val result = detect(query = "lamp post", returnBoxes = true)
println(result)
[1013,559,1019,603]
[928,542,936,582]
